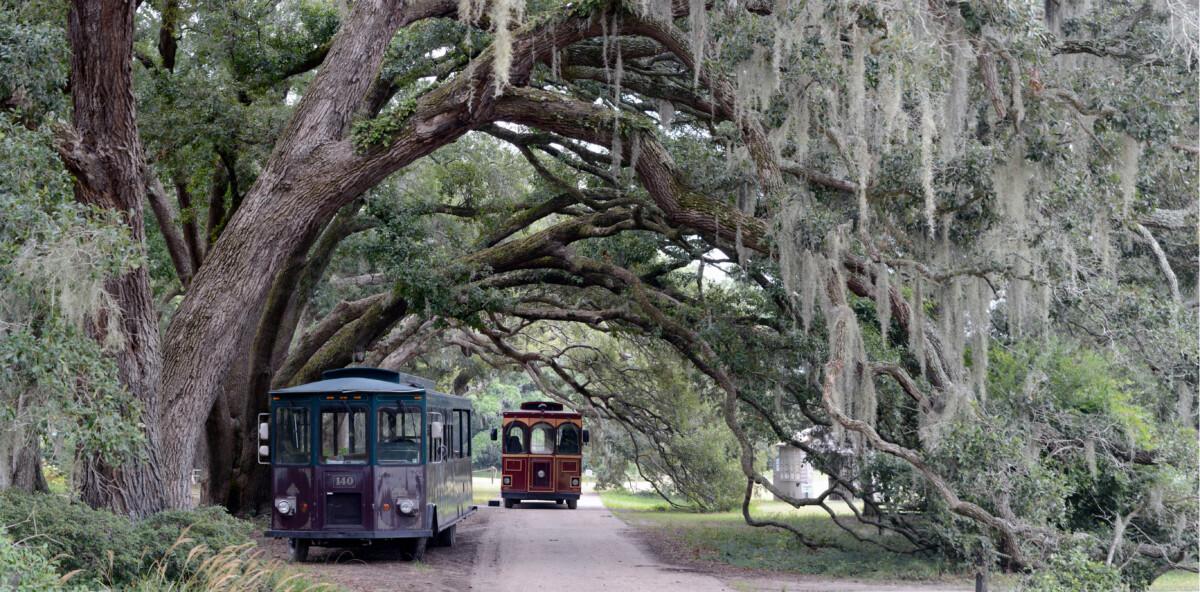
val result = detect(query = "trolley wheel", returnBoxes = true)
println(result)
[567,498,578,510]
[432,524,456,547]
[287,538,309,563]
[503,498,516,508]
[409,537,428,561]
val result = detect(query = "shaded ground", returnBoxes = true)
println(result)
[598,489,979,592]
[257,489,1189,591]
[469,492,736,591]
[618,516,975,592]
[260,510,488,592]
[258,492,977,591]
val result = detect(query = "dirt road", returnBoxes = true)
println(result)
[268,492,973,592]
[469,493,735,591]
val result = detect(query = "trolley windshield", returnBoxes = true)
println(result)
[376,404,422,464]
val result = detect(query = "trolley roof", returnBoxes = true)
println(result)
[502,401,582,419]
[271,367,430,396]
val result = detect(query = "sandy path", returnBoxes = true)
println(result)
[469,492,735,591]
[262,493,975,592]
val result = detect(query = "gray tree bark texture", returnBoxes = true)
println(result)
[58,0,178,515]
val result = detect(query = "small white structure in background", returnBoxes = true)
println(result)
[771,431,832,499]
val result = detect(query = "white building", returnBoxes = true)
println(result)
[772,442,831,499]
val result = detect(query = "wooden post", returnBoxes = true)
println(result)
[975,570,988,592]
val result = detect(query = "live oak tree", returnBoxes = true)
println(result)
[1,0,1196,586]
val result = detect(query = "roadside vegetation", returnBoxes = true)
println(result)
[472,471,502,506]
[0,490,331,591]
[600,489,1200,591]
[599,489,959,582]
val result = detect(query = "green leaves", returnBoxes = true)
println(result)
[0,115,145,467]
[351,96,420,151]
[0,11,67,118]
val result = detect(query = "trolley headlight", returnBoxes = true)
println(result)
[502,475,511,486]
[571,477,580,487]
[396,499,417,515]
[275,497,296,516]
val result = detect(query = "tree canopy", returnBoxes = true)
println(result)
[0,0,1196,587]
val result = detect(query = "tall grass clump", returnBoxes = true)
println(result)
[125,538,335,592]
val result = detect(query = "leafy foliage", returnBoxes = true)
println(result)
[0,116,144,473]
[0,528,63,592]
[0,491,253,588]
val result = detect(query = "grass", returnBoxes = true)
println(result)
[595,489,676,511]
[599,489,962,582]
[472,475,501,505]
[126,539,337,592]
[1150,570,1200,591]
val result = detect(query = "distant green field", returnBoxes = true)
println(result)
[1150,570,1200,591]
[598,489,957,582]
[600,489,1200,589]
[472,475,500,505]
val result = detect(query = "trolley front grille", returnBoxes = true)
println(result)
[325,493,362,525]
[531,459,552,489]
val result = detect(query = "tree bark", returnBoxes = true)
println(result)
[58,0,180,515]
[286,294,410,386]
[0,393,49,494]
[174,174,205,270]
[145,165,195,286]
[56,0,686,516]
[221,202,368,514]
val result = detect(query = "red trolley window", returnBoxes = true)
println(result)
[529,423,554,455]
[557,423,581,455]
[503,423,526,454]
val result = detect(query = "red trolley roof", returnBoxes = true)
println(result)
[502,401,582,419]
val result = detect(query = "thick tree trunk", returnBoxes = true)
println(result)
[58,0,181,516]
[0,394,49,494]
[155,0,441,514]
[202,381,239,506]
[58,0,622,516]
[224,203,367,514]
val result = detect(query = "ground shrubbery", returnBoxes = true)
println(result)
[0,528,64,591]
[0,490,317,590]
[1018,548,1129,592]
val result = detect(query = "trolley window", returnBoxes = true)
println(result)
[557,423,581,455]
[429,411,446,462]
[503,423,526,454]
[444,410,456,456]
[376,406,421,464]
[320,406,368,464]
[456,410,471,457]
[273,407,311,464]
[530,423,554,455]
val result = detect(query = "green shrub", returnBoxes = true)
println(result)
[0,491,252,588]
[1020,548,1129,592]
[135,506,254,582]
[0,490,143,586]
[0,529,63,591]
